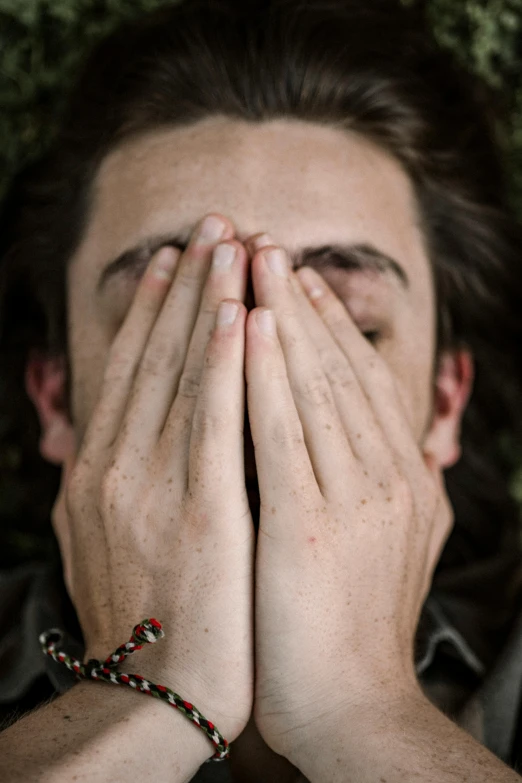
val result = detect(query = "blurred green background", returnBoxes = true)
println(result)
[0,0,522,566]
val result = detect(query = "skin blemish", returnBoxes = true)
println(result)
[271,506,276,515]
[308,536,317,544]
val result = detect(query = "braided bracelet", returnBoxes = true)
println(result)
[39,618,229,762]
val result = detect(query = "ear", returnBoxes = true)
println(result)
[422,349,474,469]
[25,350,77,466]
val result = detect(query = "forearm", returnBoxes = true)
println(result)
[0,680,212,782]
[294,689,521,783]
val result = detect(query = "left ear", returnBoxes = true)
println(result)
[422,349,474,469]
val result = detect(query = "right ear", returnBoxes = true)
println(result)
[25,350,77,465]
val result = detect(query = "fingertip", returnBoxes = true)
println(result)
[142,246,181,289]
[295,266,325,301]
[204,212,237,242]
[244,232,272,256]
[215,299,243,330]
[249,307,276,338]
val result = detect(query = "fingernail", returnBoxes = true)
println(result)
[256,309,275,336]
[298,267,324,299]
[252,233,273,250]
[212,243,236,270]
[153,247,179,279]
[265,248,288,277]
[196,215,227,244]
[216,301,238,326]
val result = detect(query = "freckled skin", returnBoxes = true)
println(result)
[33,117,470,782]
[67,117,435,458]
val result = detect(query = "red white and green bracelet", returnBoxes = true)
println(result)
[39,618,230,762]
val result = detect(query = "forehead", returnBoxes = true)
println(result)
[75,116,430,298]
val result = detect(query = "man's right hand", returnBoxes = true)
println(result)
[53,213,254,746]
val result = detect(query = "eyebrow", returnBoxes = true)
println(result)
[96,229,410,294]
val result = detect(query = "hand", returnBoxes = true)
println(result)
[52,214,255,747]
[243,237,454,763]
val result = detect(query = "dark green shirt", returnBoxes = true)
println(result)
[1,555,522,781]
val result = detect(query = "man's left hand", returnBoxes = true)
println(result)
[243,237,454,764]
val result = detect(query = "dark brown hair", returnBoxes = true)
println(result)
[1,0,521,663]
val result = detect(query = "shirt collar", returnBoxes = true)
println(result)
[414,594,486,678]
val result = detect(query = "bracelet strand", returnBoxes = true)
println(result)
[40,618,230,762]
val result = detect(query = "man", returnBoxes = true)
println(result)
[1,1,522,781]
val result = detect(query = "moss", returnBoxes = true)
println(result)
[0,0,172,201]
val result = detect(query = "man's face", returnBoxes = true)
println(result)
[66,116,438,486]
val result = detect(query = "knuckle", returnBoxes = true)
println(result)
[389,473,414,515]
[99,467,123,509]
[325,305,346,333]
[103,350,131,386]
[202,348,222,371]
[139,353,162,378]
[322,352,357,391]
[106,337,134,371]
[177,260,206,288]
[191,407,228,440]
[268,415,305,451]
[177,370,201,399]
[296,367,333,407]
[139,340,183,378]
[200,301,220,318]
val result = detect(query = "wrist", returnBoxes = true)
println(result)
[285,680,425,773]
[80,626,234,763]
[71,679,216,771]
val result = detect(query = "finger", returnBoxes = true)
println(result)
[163,239,248,452]
[296,265,421,472]
[250,247,356,495]
[248,234,383,464]
[287,269,386,464]
[188,298,249,522]
[245,305,324,518]
[78,245,182,464]
[114,214,235,458]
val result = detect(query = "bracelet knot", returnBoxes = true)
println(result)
[40,618,229,762]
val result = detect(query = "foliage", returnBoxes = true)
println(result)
[0,0,172,202]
